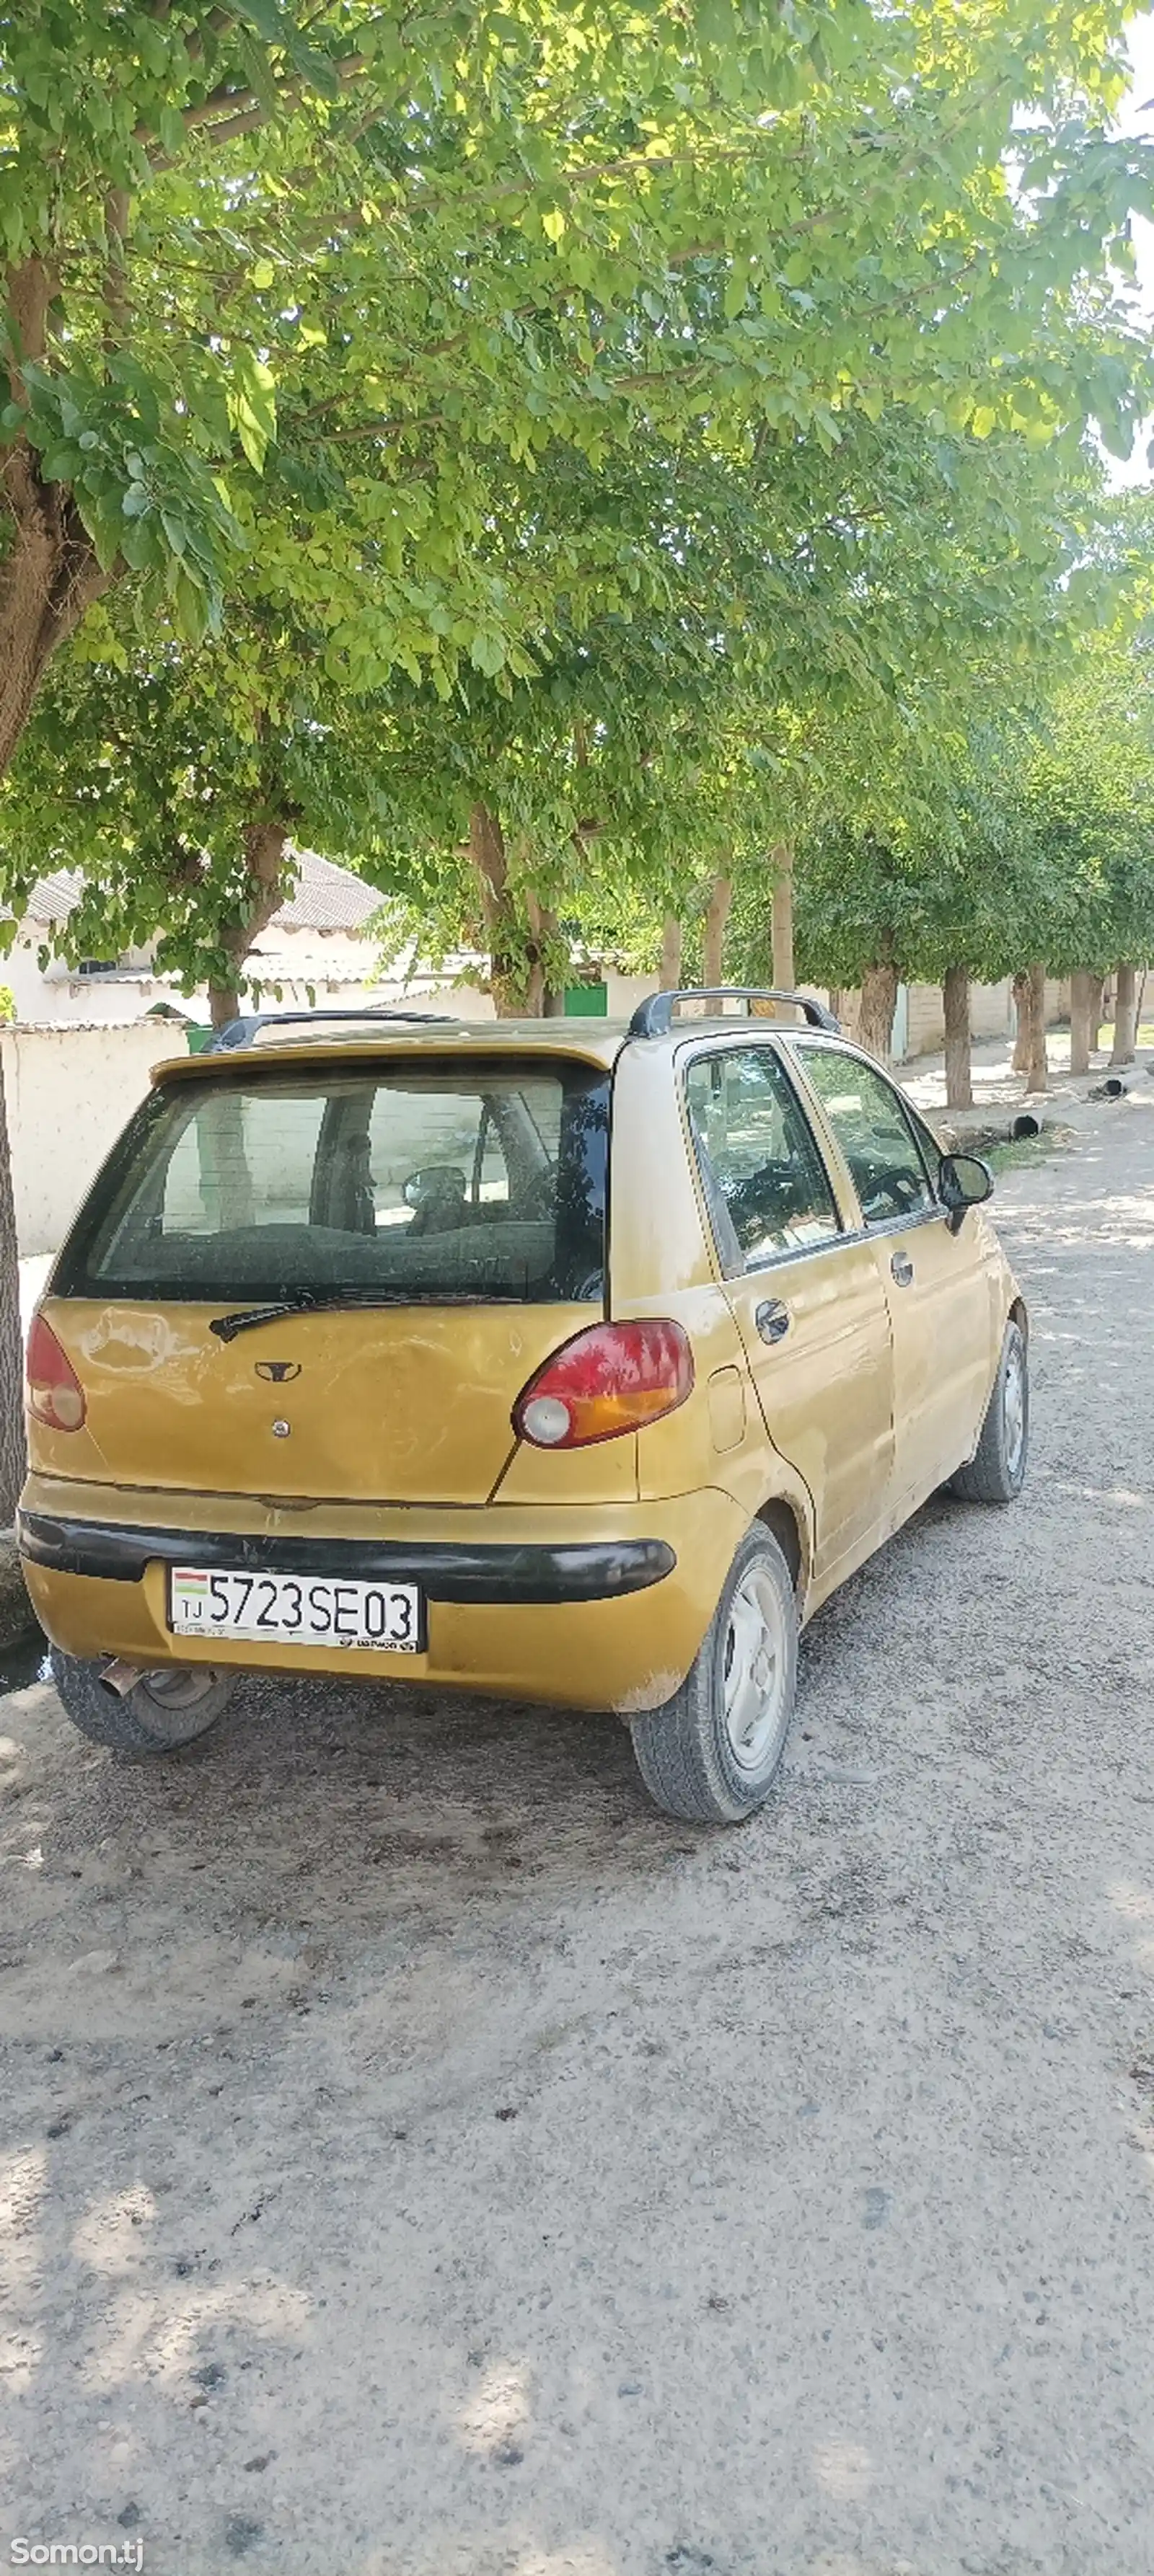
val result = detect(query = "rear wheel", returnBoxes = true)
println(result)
[951,1319,1029,1505]
[630,1525,798,1825]
[49,1650,235,1756]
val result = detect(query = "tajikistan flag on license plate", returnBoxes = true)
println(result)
[172,1572,210,1617]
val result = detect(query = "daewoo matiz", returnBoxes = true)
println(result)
[19,988,1028,1824]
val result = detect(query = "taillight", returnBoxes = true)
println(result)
[27,1314,87,1433]
[513,1319,694,1448]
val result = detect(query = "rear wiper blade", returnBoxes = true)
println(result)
[209,1291,394,1342]
[209,1285,528,1340]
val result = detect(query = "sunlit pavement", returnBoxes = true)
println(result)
[2,1084,1153,2575]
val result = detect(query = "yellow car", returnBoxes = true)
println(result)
[20,988,1027,1825]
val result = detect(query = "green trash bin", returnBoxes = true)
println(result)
[563,982,608,1017]
[185,1024,215,1054]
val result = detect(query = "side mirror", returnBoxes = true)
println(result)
[939,1151,993,1234]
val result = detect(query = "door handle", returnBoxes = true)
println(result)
[890,1250,915,1288]
[754,1298,790,1345]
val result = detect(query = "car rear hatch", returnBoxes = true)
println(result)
[39,1048,612,1506]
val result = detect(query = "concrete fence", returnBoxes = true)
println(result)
[1,1020,174,1259]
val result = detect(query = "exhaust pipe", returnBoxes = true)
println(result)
[100,1658,144,1699]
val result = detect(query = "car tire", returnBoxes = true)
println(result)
[49,1649,235,1756]
[950,1319,1029,1505]
[630,1524,798,1825]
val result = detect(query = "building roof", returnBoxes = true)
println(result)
[23,867,82,929]
[19,848,380,941]
[255,849,381,935]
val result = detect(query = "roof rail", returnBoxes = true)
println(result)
[205,1008,456,1053]
[627,986,840,1041]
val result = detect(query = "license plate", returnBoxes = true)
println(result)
[169,1566,423,1652]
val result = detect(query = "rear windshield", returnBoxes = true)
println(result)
[55,1058,610,1306]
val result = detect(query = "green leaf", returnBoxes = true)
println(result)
[230,0,341,97]
[39,445,83,482]
[226,349,277,474]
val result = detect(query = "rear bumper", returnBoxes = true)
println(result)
[19,1477,747,1715]
[18,1510,674,1604]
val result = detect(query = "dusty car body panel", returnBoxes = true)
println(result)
[21,1007,1023,1714]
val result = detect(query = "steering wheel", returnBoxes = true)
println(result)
[407,1173,468,1237]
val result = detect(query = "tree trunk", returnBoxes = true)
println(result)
[1011,972,1031,1073]
[208,820,291,1028]
[702,873,732,987]
[858,960,899,1062]
[1110,961,1138,1066]
[0,260,112,1539]
[1070,971,1093,1078]
[0,1036,27,1525]
[1,260,112,779]
[469,800,524,1016]
[1088,973,1106,1056]
[1023,960,1048,1094]
[209,978,242,1032]
[770,841,794,988]
[943,965,973,1110]
[659,914,683,991]
[524,892,560,1016]
[203,820,290,1235]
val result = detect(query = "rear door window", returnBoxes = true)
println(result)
[56,1058,609,1306]
[683,1045,842,1272]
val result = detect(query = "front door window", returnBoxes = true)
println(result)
[797,1050,935,1227]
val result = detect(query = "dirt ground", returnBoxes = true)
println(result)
[3,1079,1154,2576]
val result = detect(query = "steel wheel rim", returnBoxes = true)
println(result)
[721,1564,789,1774]
[1003,1342,1026,1476]
[142,1667,221,1712]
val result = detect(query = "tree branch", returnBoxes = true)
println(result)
[102,187,131,351]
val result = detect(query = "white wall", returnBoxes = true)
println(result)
[1,1022,172,1258]
[897,975,1067,1060]
[839,976,1071,1062]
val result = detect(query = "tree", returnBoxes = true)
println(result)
[5,0,1154,774]
[351,415,1124,1008]
[0,588,410,1020]
[1009,631,1154,1066]
[4,0,1154,1520]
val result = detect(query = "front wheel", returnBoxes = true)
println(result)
[50,1650,235,1756]
[951,1318,1029,1505]
[630,1525,798,1825]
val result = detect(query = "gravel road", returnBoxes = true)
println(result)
[2,1089,1154,2576]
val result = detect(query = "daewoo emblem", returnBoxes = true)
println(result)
[255,1360,301,1383]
